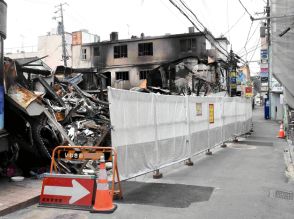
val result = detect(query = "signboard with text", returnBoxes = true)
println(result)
[245,86,253,97]
[209,104,214,124]
[196,103,202,116]
[40,174,95,210]
[260,49,268,60]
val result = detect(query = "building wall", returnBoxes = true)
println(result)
[72,33,208,88]
[37,34,72,68]
[105,64,160,89]
[93,35,207,67]
[270,93,283,121]
[71,44,93,69]
[6,33,72,70]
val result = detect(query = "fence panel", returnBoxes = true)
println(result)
[108,88,252,180]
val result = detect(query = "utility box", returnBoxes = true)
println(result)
[264,98,270,119]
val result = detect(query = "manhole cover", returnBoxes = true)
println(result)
[269,189,294,201]
[229,144,256,150]
[275,190,294,200]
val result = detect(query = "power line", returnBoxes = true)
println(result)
[238,38,264,56]
[238,21,260,56]
[169,0,229,58]
[243,21,253,61]
[178,0,206,29]
[226,0,231,42]
[249,38,261,62]
[238,0,254,20]
[223,12,246,36]
[239,42,265,58]
[159,0,187,26]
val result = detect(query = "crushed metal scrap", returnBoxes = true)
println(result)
[4,57,111,174]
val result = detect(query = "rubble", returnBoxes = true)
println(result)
[3,57,111,173]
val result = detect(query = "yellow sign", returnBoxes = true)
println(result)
[209,104,214,124]
[230,71,236,77]
[196,103,202,116]
[230,84,237,89]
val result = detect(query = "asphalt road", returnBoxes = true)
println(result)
[3,107,294,219]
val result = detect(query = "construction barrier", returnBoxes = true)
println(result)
[40,146,122,212]
[108,88,252,180]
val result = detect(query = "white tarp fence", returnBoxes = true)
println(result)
[108,88,252,180]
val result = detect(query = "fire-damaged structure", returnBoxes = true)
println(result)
[147,56,225,95]
[4,57,111,172]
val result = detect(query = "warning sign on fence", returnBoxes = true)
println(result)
[196,103,202,116]
[209,104,214,124]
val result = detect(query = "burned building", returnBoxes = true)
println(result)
[71,28,229,91]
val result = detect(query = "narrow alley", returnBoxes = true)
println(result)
[3,107,293,219]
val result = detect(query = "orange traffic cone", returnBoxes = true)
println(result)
[278,122,285,139]
[91,155,117,213]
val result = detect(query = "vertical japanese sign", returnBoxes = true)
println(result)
[196,103,202,116]
[245,86,253,97]
[209,104,214,124]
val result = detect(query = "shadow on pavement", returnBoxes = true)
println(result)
[118,181,214,208]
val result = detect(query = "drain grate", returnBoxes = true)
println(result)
[274,190,294,200]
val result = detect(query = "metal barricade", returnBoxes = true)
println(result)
[49,146,122,199]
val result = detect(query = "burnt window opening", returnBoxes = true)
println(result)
[93,46,100,56]
[81,48,87,60]
[114,45,128,58]
[139,70,151,80]
[138,42,153,56]
[116,71,129,81]
[180,38,196,52]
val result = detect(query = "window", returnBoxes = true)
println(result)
[114,45,128,58]
[81,48,87,60]
[138,42,153,56]
[93,46,100,56]
[180,38,196,52]
[139,70,151,80]
[116,71,129,81]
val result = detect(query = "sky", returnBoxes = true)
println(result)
[4,0,265,74]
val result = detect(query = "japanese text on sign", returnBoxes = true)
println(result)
[209,104,214,124]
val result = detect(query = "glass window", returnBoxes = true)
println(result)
[116,71,129,80]
[138,43,153,56]
[114,45,128,58]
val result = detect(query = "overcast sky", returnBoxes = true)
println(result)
[4,0,265,74]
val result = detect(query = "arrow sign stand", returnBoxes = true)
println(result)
[39,174,95,210]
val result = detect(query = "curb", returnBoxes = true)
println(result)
[0,195,39,217]
[284,141,294,182]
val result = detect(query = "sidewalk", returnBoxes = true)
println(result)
[0,177,41,217]
[3,107,294,219]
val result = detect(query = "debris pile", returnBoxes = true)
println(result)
[3,57,111,169]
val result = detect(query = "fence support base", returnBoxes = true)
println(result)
[153,169,163,179]
[206,149,212,155]
[185,158,194,166]
[233,136,238,143]
[221,143,227,148]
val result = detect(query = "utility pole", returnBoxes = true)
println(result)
[54,3,69,67]
[266,0,271,118]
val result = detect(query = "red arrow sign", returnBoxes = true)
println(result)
[40,174,95,209]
